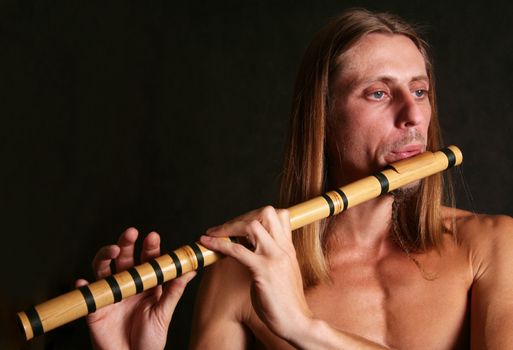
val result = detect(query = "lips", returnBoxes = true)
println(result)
[384,144,425,163]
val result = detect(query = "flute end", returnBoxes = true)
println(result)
[16,310,34,341]
[445,145,463,167]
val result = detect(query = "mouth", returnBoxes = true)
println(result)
[384,144,425,164]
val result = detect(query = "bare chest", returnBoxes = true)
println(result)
[246,250,472,349]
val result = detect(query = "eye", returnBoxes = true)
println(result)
[413,89,428,98]
[369,91,386,100]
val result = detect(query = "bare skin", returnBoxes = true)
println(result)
[190,34,513,349]
[192,205,513,349]
[84,33,513,349]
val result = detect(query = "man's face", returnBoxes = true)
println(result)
[328,33,431,185]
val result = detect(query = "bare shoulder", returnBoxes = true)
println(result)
[194,256,252,320]
[442,206,513,241]
[442,209,513,347]
[442,207,513,278]
[190,255,253,349]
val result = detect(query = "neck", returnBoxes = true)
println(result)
[325,194,395,253]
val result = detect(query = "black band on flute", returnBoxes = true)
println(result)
[169,251,182,277]
[25,306,44,337]
[321,194,335,216]
[440,147,456,168]
[373,172,390,195]
[334,189,349,211]
[190,243,205,269]
[78,285,97,313]
[127,268,144,294]
[149,259,164,285]
[105,276,122,303]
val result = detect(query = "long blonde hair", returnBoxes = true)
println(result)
[279,8,449,288]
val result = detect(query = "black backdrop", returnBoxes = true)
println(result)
[2,1,512,349]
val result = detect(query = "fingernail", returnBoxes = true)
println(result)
[200,235,212,242]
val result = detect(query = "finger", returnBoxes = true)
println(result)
[208,206,287,241]
[92,245,120,279]
[259,206,288,243]
[207,219,276,255]
[75,279,89,288]
[272,209,296,255]
[274,208,293,243]
[115,227,139,271]
[276,209,291,233]
[141,231,161,262]
[155,271,197,325]
[138,232,164,299]
[200,235,258,268]
[206,206,269,233]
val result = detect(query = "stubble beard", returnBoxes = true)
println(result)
[390,180,421,250]
[389,180,439,280]
[391,180,421,202]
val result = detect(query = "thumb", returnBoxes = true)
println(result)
[154,271,197,325]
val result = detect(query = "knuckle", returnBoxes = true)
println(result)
[261,205,275,216]
[276,209,290,221]
[221,221,231,231]
[248,219,261,231]
[231,242,247,255]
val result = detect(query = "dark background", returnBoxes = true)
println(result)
[1,1,512,349]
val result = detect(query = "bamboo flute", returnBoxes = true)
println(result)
[17,145,463,340]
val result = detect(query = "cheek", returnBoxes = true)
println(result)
[328,119,383,167]
[329,100,387,153]
[421,103,432,135]
[339,108,390,145]
[333,99,376,134]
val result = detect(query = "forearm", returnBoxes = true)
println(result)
[286,317,392,350]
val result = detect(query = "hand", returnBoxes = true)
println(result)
[199,206,313,342]
[76,228,196,350]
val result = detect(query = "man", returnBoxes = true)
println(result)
[81,8,513,349]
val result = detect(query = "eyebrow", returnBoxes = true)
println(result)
[345,74,429,92]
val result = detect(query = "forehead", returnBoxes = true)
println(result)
[335,33,428,86]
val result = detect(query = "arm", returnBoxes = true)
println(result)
[289,319,393,350]
[199,206,392,350]
[469,215,513,349]
[190,257,251,349]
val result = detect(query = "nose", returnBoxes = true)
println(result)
[394,90,426,129]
